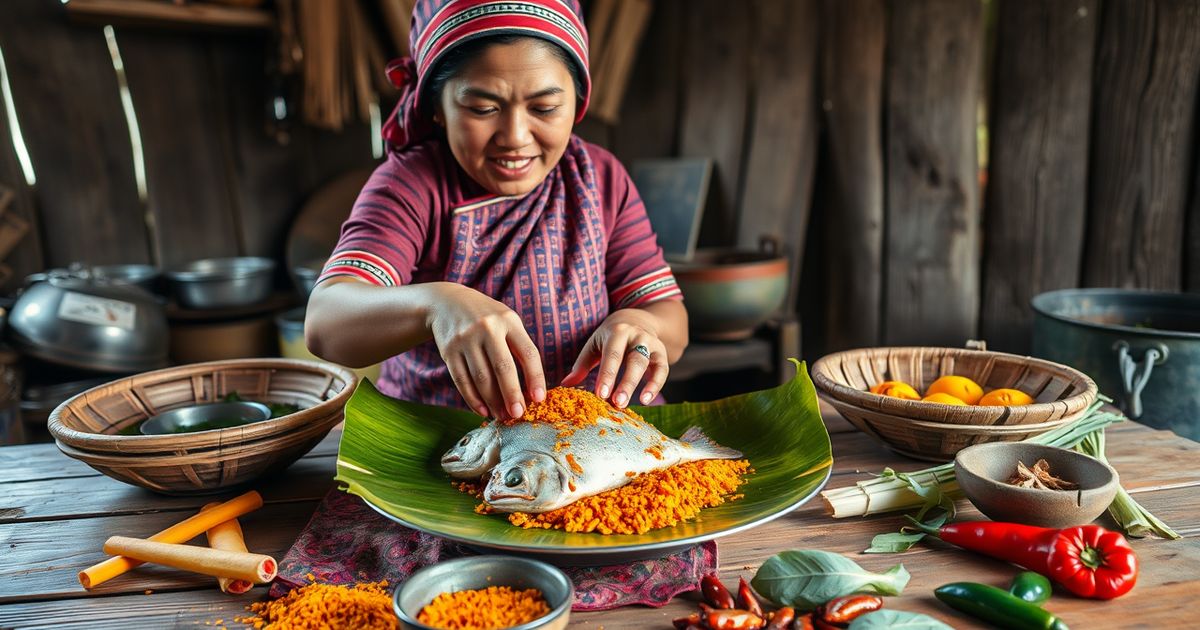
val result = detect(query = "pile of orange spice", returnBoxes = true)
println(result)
[461,458,751,535]
[236,577,396,629]
[416,585,550,629]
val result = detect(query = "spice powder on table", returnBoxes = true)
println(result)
[236,579,397,629]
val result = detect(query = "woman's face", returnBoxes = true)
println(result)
[436,39,577,196]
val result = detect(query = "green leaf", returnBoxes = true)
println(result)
[334,361,833,554]
[751,550,910,611]
[848,610,955,630]
[864,531,927,554]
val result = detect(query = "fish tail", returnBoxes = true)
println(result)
[678,426,743,459]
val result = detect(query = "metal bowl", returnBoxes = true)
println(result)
[393,556,573,630]
[92,264,163,294]
[166,257,276,309]
[139,401,272,435]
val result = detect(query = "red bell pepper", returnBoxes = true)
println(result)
[910,518,1138,599]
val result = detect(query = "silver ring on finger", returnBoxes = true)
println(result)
[631,344,651,360]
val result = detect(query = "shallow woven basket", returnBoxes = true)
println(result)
[48,358,356,495]
[810,347,1097,426]
[821,395,1075,462]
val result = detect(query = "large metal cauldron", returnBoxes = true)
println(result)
[1031,289,1200,442]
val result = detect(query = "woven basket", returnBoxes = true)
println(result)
[811,347,1097,426]
[48,358,356,494]
[822,395,1075,462]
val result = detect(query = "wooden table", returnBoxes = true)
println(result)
[2,408,1197,629]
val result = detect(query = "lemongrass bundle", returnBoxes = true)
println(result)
[821,401,1121,518]
[1075,430,1180,539]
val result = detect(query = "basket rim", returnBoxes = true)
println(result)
[821,395,1080,433]
[810,346,1098,419]
[53,410,340,465]
[47,358,357,452]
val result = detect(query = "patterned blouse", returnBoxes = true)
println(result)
[318,135,681,407]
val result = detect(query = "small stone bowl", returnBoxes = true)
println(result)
[954,442,1120,528]
[393,556,573,630]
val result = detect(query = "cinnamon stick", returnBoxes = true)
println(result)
[103,536,277,584]
[202,502,254,594]
[78,490,263,589]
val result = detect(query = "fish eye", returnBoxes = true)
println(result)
[458,436,470,447]
[504,469,524,487]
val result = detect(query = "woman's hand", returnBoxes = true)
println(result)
[561,307,674,408]
[428,284,546,420]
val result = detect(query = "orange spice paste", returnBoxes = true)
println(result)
[237,578,396,629]
[417,585,550,630]
[460,459,752,535]
[501,387,641,439]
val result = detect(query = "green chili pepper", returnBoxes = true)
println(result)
[935,582,1068,630]
[1009,571,1053,605]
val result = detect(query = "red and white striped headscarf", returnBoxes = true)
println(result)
[382,0,591,150]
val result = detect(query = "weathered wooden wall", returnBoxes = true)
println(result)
[3,0,1200,359]
[580,0,1200,357]
[0,0,377,292]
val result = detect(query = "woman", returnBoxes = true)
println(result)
[306,0,686,422]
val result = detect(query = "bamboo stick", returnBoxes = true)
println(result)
[103,536,277,584]
[78,491,263,589]
[202,502,254,594]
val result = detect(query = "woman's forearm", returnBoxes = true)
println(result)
[304,279,445,368]
[632,299,689,364]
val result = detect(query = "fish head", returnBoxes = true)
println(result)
[483,452,570,512]
[440,423,501,479]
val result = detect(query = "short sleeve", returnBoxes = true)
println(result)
[597,150,683,310]
[317,150,436,287]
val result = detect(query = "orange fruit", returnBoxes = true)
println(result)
[924,375,984,405]
[869,380,920,400]
[977,388,1036,406]
[922,392,968,405]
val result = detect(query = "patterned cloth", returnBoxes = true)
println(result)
[382,0,592,150]
[270,488,716,611]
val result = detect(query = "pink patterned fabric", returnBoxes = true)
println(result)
[270,488,716,611]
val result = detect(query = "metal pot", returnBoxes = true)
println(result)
[1031,289,1200,442]
[7,270,169,373]
[166,257,276,309]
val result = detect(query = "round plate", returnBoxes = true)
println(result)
[336,367,833,567]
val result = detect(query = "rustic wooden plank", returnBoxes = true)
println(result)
[0,445,99,485]
[611,0,682,163]
[1085,0,1200,290]
[819,0,885,352]
[737,0,819,314]
[0,589,264,628]
[2,454,335,524]
[678,0,749,247]
[981,0,1098,354]
[117,30,243,268]
[883,0,983,346]
[0,0,150,268]
[0,500,318,604]
[0,430,340,486]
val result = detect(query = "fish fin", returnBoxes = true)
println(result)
[679,426,743,459]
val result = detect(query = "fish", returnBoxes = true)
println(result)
[440,405,742,513]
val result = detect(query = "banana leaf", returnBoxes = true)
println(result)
[335,360,833,559]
